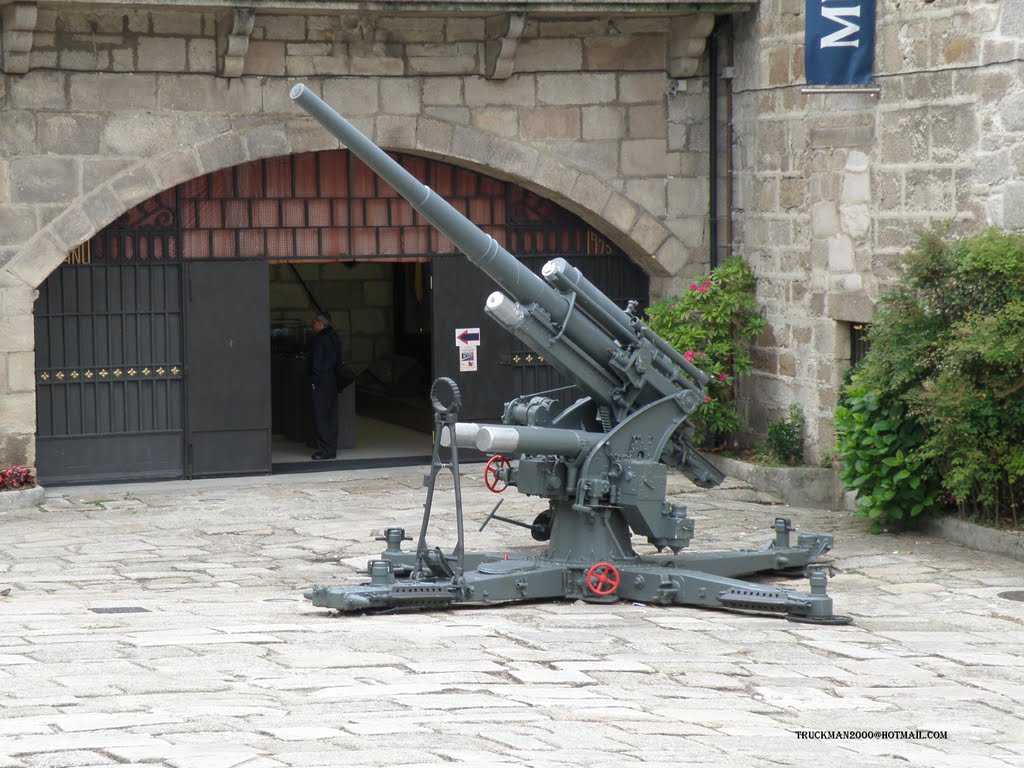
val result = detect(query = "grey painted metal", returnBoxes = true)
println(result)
[413,377,468,579]
[475,425,594,457]
[305,514,846,620]
[294,85,851,625]
[483,291,625,409]
[543,257,708,388]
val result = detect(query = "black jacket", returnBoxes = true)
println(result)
[307,328,339,389]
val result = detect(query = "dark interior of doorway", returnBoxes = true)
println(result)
[267,258,437,473]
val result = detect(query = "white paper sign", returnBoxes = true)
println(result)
[459,347,478,372]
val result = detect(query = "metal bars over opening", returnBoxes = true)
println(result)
[82,150,628,264]
[35,264,185,438]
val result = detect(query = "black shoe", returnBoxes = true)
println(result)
[311,450,336,460]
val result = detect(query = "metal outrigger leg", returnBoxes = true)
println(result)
[304,379,852,625]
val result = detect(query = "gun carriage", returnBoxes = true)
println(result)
[291,83,850,625]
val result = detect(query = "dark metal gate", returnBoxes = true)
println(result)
[185,261,271,477]
[33,182,276,483]
[34,261,186,484]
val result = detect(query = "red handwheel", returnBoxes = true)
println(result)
[586,562,620,596]
[484,454,511,493]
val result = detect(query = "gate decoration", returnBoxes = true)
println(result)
[34,262,187,484]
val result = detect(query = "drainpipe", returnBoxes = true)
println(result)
[723,33,735,261]
[724,16,733,264]
[708,22,719,270]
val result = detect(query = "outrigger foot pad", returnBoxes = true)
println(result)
[785,614,854,625]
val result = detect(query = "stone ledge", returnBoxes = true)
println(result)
[705,454,844,509]
[923,516,1024,564]
[0,484,44,512]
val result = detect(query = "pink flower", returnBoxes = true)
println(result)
[697,285,708,294]
[696,351,707,359]
[704,280,712,288]
[703,394,711,403]
[717,373,728,382]
[688,283,698,292]
[684,350,695,362]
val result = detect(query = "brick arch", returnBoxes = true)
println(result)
[8,114,685,289]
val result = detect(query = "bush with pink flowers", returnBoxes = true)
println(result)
[645,257,764,446]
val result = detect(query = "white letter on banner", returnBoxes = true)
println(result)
[820,6,861,48]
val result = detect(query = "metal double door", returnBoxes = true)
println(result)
[35,261,271,484]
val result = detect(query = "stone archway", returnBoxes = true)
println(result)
[0,107,694,470]
[6,112,685,292]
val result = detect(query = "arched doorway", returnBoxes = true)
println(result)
[34,150,650,484]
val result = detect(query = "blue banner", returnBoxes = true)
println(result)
[805,0,876,85]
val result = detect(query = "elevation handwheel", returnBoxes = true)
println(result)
[484,455,511,493]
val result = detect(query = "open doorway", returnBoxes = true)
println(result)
[267,258,434,471]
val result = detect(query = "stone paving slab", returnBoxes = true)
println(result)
[0,465,1022,767]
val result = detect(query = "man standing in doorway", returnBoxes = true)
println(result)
[307,312,339,460]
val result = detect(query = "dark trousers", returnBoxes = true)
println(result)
[311,384,339,455]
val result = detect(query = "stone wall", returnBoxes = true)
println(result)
[730,0,1024,461]
[0,3,723,468]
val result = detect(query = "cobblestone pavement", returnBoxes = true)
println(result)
[1,466,1022,768]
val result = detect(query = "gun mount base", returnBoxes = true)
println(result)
[303,517,852,624]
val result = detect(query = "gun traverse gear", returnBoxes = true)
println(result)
[292,84,851,625]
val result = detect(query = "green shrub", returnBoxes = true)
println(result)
[645,257,764,446]
[836,228,1024,530]
[764,404,805,466]
[835,381,942,531]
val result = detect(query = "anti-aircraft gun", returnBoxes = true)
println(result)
[292,83,851,624]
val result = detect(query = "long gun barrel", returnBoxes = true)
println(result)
[290,84,648,401]
[290,86,600,351]
[290,83,723,486]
